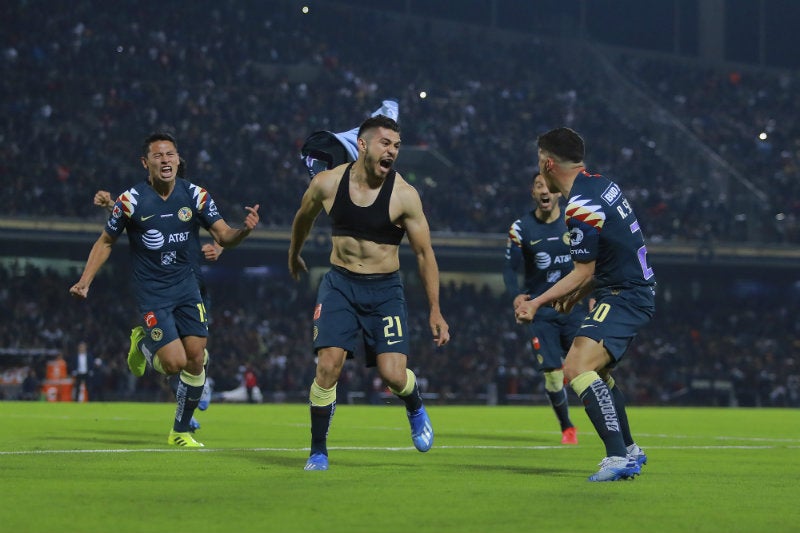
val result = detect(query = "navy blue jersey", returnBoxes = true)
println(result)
[503,209,573,320]
[105,178,223,308]
[565,170,656,289]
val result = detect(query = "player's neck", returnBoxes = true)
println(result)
[149,178,175,198]
[562,166,584,196]
[351,161,384,188]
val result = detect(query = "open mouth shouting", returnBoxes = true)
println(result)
[379,157,393,171]
[537,192,553,210]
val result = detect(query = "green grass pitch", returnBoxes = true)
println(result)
[1,402,798,533]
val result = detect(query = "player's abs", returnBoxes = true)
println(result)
[330,235,400,275]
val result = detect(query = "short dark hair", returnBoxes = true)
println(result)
[142,131,178,157]
[537,127,585,163]
[357,115,400,139]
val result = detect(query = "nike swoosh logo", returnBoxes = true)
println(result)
[530,239,543,246]
[140,215,155,221]
[387,339,403,345]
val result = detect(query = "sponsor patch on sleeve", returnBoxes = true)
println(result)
[601,183,621,206]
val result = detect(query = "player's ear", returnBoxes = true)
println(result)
[140,156,148,169]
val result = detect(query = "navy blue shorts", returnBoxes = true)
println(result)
[139,297,208,354]
[313,266,409,367]
[575,285,655,363]
[527,305,584,371]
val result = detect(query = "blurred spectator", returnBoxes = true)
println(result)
[69,340,91,401]
[88,358,106,401]
[244,366,258,404]
[20,368,40,401]
[1,263,797,407]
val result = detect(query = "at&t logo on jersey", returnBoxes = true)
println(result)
[535,252,552,269]
[142,229,165,250]
[168,231,190,244]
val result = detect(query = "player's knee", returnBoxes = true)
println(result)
[562,361,580,384]
[315,349,345,384]
[156,351,187,375]
[385,369,413,395]
[544,369,565,392]
[159,359,182,375]
[314,363,342,390]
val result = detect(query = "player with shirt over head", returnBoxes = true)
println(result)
[503,173,582,445]
[515,127,655,482]
[289,115,450,471]
[70,131,259,447]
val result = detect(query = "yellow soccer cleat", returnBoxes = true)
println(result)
[168,430,204,447]
[127,326,147,377]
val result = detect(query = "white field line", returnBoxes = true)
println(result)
[1,443,798,456]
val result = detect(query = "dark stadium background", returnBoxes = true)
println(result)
[339,0,800,68]
[1,0,798,407]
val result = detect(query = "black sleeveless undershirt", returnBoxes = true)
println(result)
[329,163,406,245]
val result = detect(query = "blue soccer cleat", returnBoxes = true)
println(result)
[627,443,648,467]
[304,453,329,471]
[407,405,434,452]
[588,455,640,482]
[198,380,212,411]
[189,417,200,432]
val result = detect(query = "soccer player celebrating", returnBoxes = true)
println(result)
[289,115,449,470]
[93,161,217,431]
[503,173,582,445]
[70,132,259,447]
[515,127,654,481]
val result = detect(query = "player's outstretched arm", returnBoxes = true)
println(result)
[69,231,116,299]
[401,181,450,347]
[209,204,260,248]
[289,173,330,281]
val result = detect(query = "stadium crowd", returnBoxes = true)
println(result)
[1,263,797,408]
[3,0,798,242]
[610,52,800,243]
[2,1,799,409]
